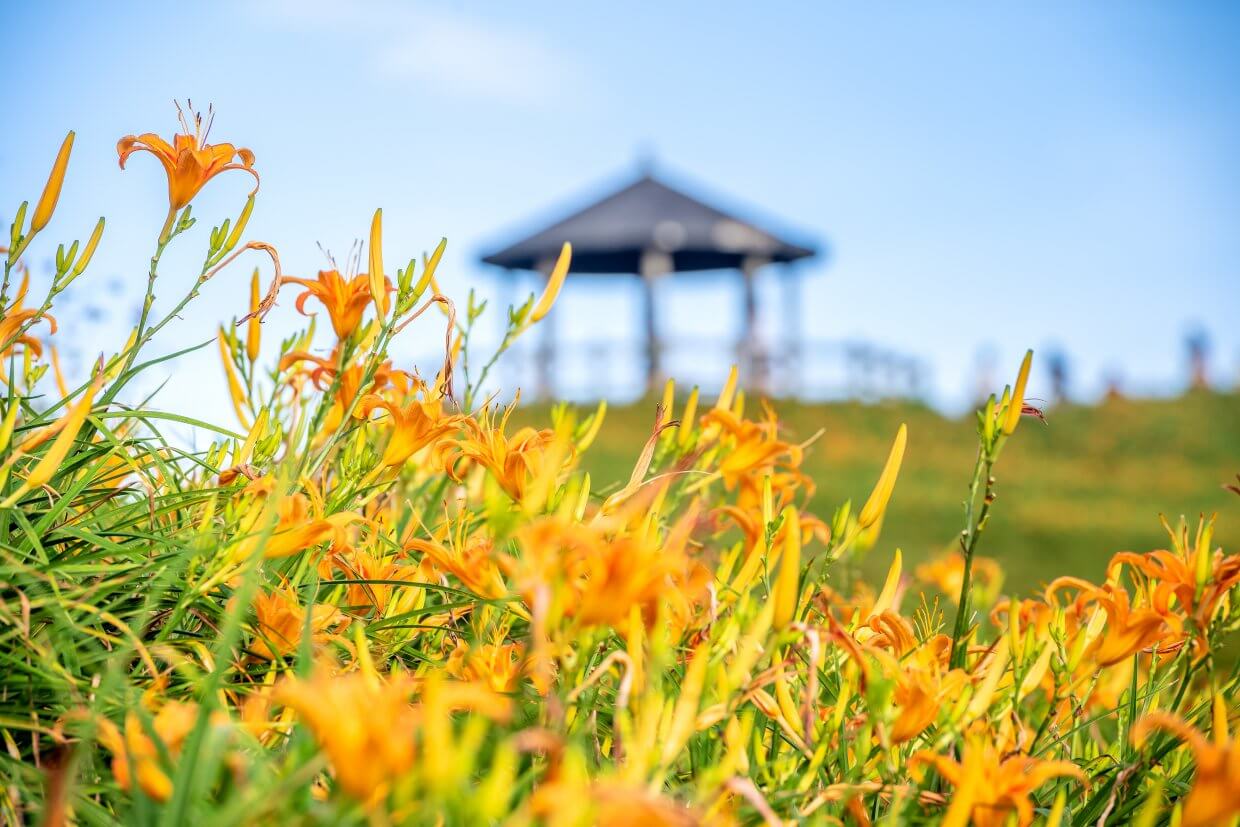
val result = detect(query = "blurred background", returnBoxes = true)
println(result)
[4,1,1238,590]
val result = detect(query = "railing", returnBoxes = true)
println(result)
[434,337,929,403]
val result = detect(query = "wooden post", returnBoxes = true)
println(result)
[639,250,670,395]
[781,263,802,397]
[740,256,768,393]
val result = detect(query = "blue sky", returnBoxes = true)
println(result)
[5,1,1239,419]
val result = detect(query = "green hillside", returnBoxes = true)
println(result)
[538,390,1240,595]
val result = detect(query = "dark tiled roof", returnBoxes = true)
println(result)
[481,174,818,274]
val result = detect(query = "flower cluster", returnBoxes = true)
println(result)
[0,109,1236,826]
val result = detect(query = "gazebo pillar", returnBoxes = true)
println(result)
[740,256,768,393]
[781,263,802,396]
[639,250,671,394]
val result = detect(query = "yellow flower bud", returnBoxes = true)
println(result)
[71,218,105,278]
[225,194,254,252]
[368,208,387,318]
[857,423,907,528]
[31,131,74,234]
[1001,349,1033,435]
[529,242,571,323]
[413,238,448,302]
[217,328,250,428]
[2,372,101,507]
[773,506,802,629]
[246,269,262,362]
[678,387,699,448]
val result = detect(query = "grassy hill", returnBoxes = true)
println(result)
[529,390,1240,596]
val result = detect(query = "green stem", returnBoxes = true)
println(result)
[949,448,995,668]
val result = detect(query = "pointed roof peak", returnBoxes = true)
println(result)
[481,168,820,274]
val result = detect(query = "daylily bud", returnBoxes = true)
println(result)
[0,402,19,454]
[857,423,907,528]
[982,393,996,444]
[773,505,802,629]
[870,548,902,618]
[677,387,699,448]
[246,269,261,362]
[715,365,739,412]
[70,218,105,278]
[225,194,255,252]
[11,202,28,248]
[2,372,102,507]
[576,399,607,451]
[659,378,675,423]
[1001,349,1034,435]
[217,328,251,428]
[31,131,74,234]
[368,208,388,318]
[529,242,571,323]
[415,238,447,302]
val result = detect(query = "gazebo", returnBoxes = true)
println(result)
[480,170,821,397]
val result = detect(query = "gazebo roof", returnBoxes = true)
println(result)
[480,173,819,274]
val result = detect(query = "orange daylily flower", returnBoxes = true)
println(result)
[249,587,346,660]
[323,548,421,617]
[1109,530,1240,634]
[916,550,1003,606]
[406,527,510,602]
[275,668,419,804]
[505,515,683,630]
[282,269,390,340]
[117,104,258,211]
[279,348,412,432]
[0,272,56,357]
[1048,578,1178,667]
[442,405,560,501]
[1133,703,1240,827]
[446,638,524,694]
[236,491,363,559]
[911,738,1085,827]
[97,702,223,803]
[357,392,460,468]
[701,403,813,507]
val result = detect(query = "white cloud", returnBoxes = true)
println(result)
[261,0,588,108]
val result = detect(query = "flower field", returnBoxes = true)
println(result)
[1,111,1238,826]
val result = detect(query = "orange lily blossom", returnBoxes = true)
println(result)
[1109,540,1240,634]
[117,103,258,211]
[1048,578,1178,667]
[279,349,412,431]
[442,406,560,502]
[446,637,524,694]
[356,392,460,468]
[282,269,390,340]
[405,524,510,602]
[1132,701,1240,827]
[236,490,363,559]
[275,668,420,804]
[249,587,346,660]
[96,702,223,803]
[505,514,682,630]
[0,272,56,357]
[911,738,1085,827]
